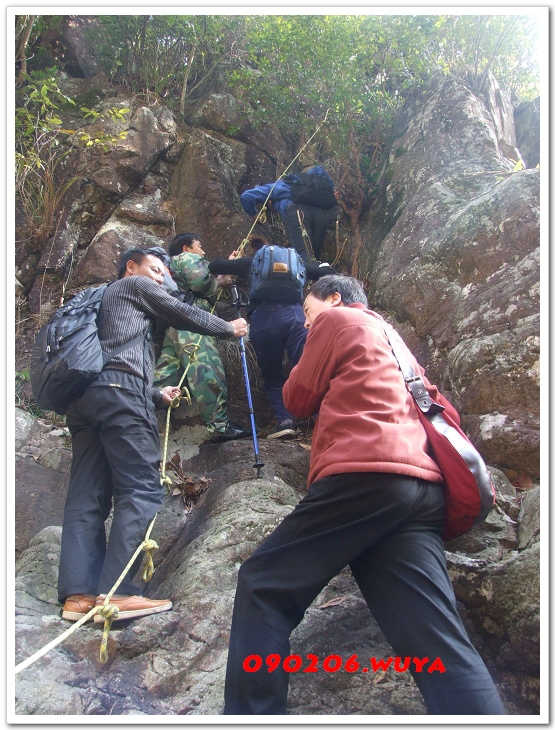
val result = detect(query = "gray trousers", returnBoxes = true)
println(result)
[58,370,163,602]
[224,471,506,715]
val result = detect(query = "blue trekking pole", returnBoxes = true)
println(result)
[230,285,264,478]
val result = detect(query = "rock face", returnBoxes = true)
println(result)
[14,433,539,716]
[25,82,180,312]
[14,408,72,558]
[514,97,541,168]
[365,73,540,482]
[13,69,541,718]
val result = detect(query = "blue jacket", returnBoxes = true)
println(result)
[240,166,334,218]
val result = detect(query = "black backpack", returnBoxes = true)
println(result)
[30,284,145,414]
[284,171,337,209]
[249,245,307,303]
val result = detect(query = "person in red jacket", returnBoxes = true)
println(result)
[223,275,505,716]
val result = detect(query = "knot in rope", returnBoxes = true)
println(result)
[179,386,192,406]
[142,539,160,582]
[97,603,120,622]
[183,344,200,362]
[169,392,182,408]
[97,602,120,663]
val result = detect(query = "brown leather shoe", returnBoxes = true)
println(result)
[61,594,97,622]
[94,594,173,622]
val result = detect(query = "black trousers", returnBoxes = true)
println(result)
[57,371,164,602]
[223,472,506,715]
[283,203,328,263]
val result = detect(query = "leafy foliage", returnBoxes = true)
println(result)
[84,15,247,110]
[15,13,541,271]
[15,68,130,248]
[424,15,541,99]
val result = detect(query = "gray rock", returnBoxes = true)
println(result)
[14,408,40,452]
[13,69,540,717]
[367,73,539,480]
[15,456,68,558]
[514,97,540,168]
[518,487,540,550]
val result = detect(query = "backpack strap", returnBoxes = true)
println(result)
[101,333,148,366]
[380,323,444,416]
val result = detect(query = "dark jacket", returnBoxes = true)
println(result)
[239,166,334,218]
[208,255,336,314]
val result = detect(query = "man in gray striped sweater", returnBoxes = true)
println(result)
[59,249,247,623]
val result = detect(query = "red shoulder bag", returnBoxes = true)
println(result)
[382,323,495,541]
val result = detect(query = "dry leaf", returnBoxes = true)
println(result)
[317,596,348,610]
[164,455,211,509]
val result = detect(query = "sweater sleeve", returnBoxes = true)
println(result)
[134,277,235,338]
[305,262,337,280]
[208,257,253,279]
[282,312,337,418]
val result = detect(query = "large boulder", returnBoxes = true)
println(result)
[167,124,276,259]
[14,409,72,558]
[514,98,541,168]
[365,73,540,480]
[185,92,286,162]
[27,101,179,311]
[14,437,538,716]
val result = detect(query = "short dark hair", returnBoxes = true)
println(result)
[248,234,269,252]
[308,275,368,306]
[118,248,150,279]
[169,232,201,257]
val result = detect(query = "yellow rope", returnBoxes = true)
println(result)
[97,604,119,663]
[235,109,330,257]
[141,539,160,582]
[15,113,331,675]
[159,342,197,491]
[296,208,315,261]
[95,516,158,663]
[15,516,159,673]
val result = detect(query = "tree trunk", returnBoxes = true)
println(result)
[179,42,197,118]
[15,15,35,86]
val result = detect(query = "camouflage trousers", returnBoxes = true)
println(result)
[153,327,229,434]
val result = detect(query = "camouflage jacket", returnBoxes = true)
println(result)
[169,252,219,313]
